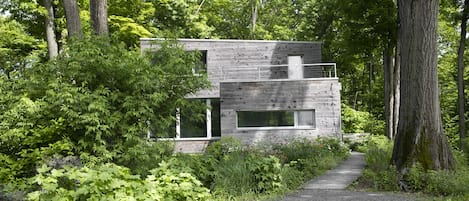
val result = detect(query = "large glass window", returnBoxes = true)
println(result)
[180,99,207,138]
[153,98,221,139]
[237,110,315,128]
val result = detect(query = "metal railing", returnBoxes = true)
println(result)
[219,63,337,81]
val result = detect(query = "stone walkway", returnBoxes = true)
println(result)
[279,152,416,201]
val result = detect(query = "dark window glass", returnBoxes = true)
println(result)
[211,99,221,137]
[237,111,294,127]
[180,99,207,138]
[193,50,207,74]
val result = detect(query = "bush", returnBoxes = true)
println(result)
[27,161,211,201]
[355,135,399,191]
[0,38,208,180]
[357,135,469,198]
[205,137,243,160]
[342,103,385,135]
[248,155,283,193]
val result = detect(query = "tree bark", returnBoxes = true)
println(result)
[393,42,400,142]
[43,0,58,58]
[384,45,394,140]
[90,0,109,36]
[62,0,83,38]
[457,0,469,149]
[392,0,455,171]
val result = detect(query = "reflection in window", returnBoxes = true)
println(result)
[237,111,295,127]
[192,50,207,74]
[237,110,315,128]
[180,99,207,138]
[152,98,221,139]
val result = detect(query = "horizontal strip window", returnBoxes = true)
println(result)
[237,110,315,129]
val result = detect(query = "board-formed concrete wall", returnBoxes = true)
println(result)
[220,79,341,144]
[140,39,322,98]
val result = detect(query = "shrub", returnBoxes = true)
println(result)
[206,137,243,160]
[148,159,211,201]
[358,135,469,197]
[355,135,399,191]
[27,161,211,201]
[248,155,283,193]
[364,135,393,172]
[342,103,384,135]
[114,140,174,176]
[0,38,209,180]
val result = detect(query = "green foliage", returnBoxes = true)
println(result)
[342,103,385,135]
[114,140,174,176]
[150,0,213,38]
[403,152,469,197]
[210,150,256,196]
[147,159,211,201]
[0,17,45,78]
[108,15,153,48]
[355,135,399,191]
[28,162,211,201]
[0,37,208,182]
[272,138,349,181]
[205,137,243,159]
[248,155,283,193]
[358,136,469,198]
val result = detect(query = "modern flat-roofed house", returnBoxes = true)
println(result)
[140,39,341,153]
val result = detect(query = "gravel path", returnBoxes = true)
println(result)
[279,152,417,201]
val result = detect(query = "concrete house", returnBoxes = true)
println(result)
[141,39,342,153]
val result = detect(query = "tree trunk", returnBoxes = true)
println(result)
[62,0,83,38]
[392,0,456,171]
[250,0,258,39]
[457,0,469,149]
[384,45,394,140]
[43,0,58,58]
[393,42,400,142]
[90,0,109,36]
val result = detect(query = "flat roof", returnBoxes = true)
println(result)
[140,38,322,44]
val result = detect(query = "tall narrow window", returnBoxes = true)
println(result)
[210,99,221,137]
[193,50,207,74]
[180,99,207,138]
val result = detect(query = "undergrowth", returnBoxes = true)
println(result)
[1,137,349,201]
[353,135,469,201]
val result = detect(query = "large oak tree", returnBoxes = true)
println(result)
[392,0,455,171]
